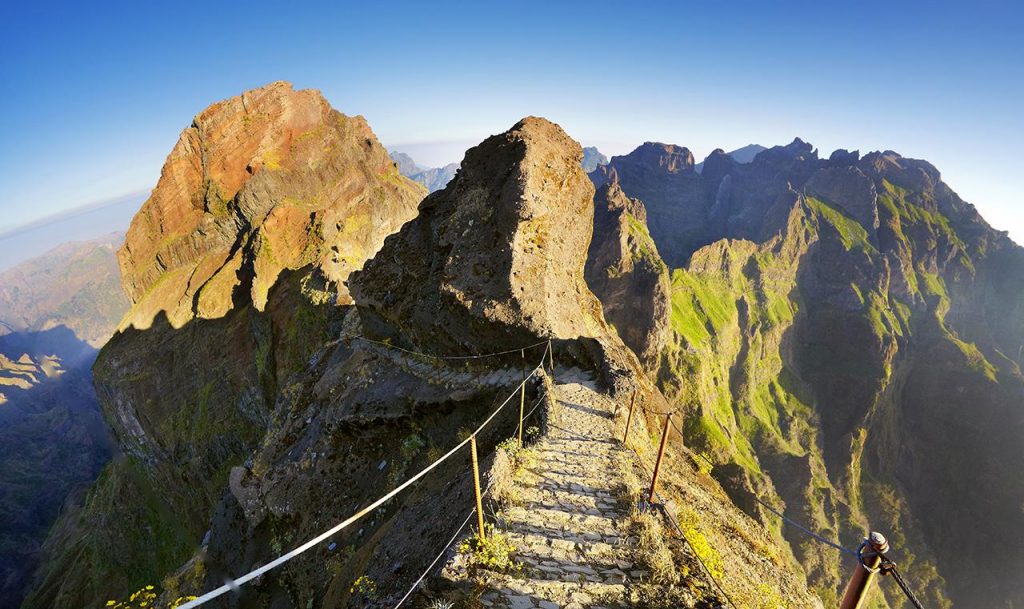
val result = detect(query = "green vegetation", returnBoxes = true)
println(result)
[105,585,195,609]
[677,507,725,581]
[625,213,667,270]
[669,269,736,349]
[804,196,874,253]
[457,525,520,575]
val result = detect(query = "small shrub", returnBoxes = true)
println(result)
[349,575,377,598]
[490,438,535,506]
[458,525,520,575]
[105,585,196,609]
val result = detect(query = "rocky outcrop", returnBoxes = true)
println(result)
[804,165,879,237]
[23,83,428,609]
[351,117,609,353]
[119,81,425,329]
[590,143,709,266]
[584,181,670,367]
[694,144,766,173]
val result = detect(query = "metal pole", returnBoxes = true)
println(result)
[470,435,486,540]
[547,339,554,372]
[647,413,672,504]
[840,532,889,609]
[622,390,637,444]
[518,349,526,448]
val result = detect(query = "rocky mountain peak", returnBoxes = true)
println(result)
[350,116,609,353]
[118,81,425,329]
[388,150,421,176]
[628,141,696,173]
[581,146,609,173]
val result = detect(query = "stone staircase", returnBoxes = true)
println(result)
[439,372,685,609]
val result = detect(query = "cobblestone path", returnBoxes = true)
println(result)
[443,371,655,609]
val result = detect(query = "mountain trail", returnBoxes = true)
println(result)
[440,370,708,609]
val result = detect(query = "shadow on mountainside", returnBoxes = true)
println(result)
[0,326,114,609]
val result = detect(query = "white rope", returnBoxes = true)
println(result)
[178,361,543,608]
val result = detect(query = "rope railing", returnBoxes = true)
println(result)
[351,335,550,361]
[178,353,549,609]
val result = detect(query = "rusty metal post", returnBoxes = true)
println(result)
[621,390,638,444]
[647,413,673,504]
[470,435,486,540]
[518,349,526,448]
[840,532,889,609]
[547,339,554,372]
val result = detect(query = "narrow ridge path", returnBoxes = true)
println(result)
[443,371,653,609]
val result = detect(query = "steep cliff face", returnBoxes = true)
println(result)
[0,328,112,609]
[591,140,1024,607]
[584,180,670,367]
[351,117,609,354]
[119,81,424,329]
[23,83,427,609]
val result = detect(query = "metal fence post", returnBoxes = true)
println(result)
[840,532,889,609]
[518,350,526,448]
[621,390,637,444]
[647,412,672,504]
[470,435,486,540]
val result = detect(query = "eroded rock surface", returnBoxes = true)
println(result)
[119,81,425,329]
[351,117,609,353]
[584,181,670,367]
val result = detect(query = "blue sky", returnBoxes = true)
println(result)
[2,1,1022,240]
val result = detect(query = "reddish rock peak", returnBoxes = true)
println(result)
[118,82,425,329]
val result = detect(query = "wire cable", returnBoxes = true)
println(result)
[880,558,926,609]
[391,507,477,608]
[352,336,549,361]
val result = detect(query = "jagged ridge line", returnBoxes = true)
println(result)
[178,356,547,609]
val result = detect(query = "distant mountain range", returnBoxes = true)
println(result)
[391,145,613,191]
[389,151,459,192]
[581,146,609,173]
[693,143,766,172]
[0,232,129,348]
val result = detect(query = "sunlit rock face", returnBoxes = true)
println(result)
[584,178,670,368]
[119,81,425,329]
[351,117,610,353]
